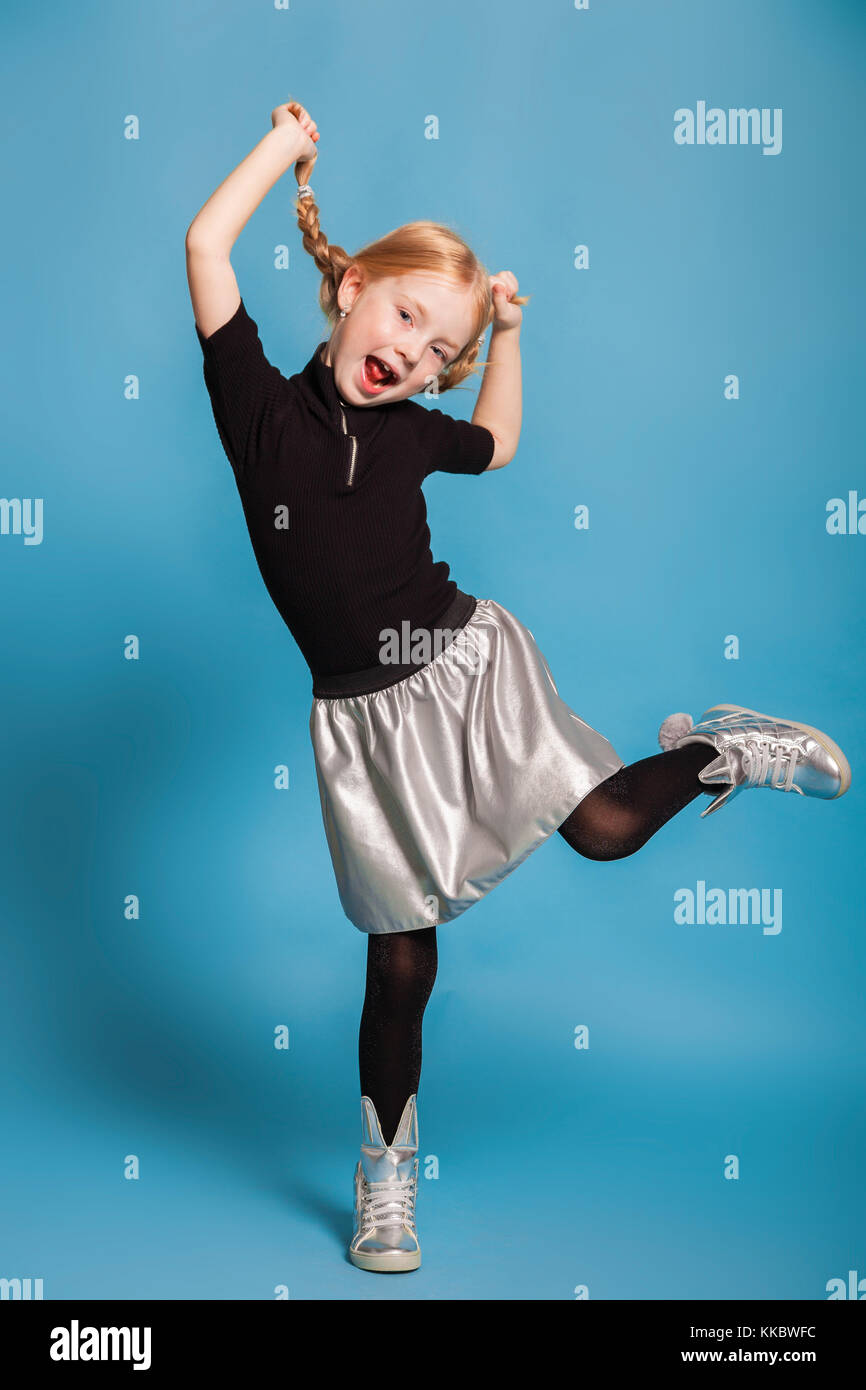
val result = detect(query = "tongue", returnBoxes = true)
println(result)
[366,356,390,384]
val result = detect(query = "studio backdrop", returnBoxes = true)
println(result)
[1,0,863,1301]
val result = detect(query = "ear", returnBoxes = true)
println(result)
[340,262,365,308]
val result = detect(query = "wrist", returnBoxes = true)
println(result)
[268,121,314,165]
[489,321,522,348]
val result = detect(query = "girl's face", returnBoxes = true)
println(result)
[324,270,478,406]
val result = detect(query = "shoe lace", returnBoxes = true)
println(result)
[359,1168,417,1231]
[741,736,802,792]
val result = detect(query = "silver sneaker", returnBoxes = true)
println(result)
[348,1093,421,1273]
[659,703,852,818]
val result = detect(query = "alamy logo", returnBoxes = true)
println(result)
[50,1320,151,1370]
[826,1269,866,1299]
[378,622,491,673]
[674,879,782,935]
[674,102,782,156]
[826,492,866,534]
[0,1276,43,1299]
[0,498,43,545]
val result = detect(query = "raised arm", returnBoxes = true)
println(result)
[471,274,524,470]
[185,101,319,339]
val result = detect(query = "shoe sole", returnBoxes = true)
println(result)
[348,1248,421,1273]
[704,705,852,797]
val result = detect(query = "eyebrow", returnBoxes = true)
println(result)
[405,295,461,353]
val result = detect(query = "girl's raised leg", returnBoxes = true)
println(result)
[557,742,724,861]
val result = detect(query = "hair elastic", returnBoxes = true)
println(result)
[296,184,315,199]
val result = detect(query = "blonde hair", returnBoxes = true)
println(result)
[293,168,529,394]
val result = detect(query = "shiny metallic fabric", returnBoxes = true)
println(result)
[310,598,626,934]
[349,1093,420,1274]
[674,703,852,818]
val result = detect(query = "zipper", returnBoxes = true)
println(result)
[338,402,358,486]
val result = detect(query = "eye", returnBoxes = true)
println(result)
[397,307,447,362]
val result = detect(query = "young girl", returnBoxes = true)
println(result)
[186,100,851,1276]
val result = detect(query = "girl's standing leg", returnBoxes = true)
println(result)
[358,925,438,1148]
[356,747,726,1138]
[558,742,727,860]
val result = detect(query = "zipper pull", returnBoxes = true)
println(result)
[339,404,359,487]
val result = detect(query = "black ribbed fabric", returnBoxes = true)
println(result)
[195,299,496,692]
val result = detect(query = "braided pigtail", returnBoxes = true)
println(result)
[437,286,531,394]
[293,164,352,325]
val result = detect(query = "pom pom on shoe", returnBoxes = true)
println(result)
[658,712,694,751]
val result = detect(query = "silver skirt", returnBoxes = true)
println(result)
[309,598,625,934]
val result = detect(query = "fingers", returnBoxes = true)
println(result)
[287,98,320,141]
[490,271,519,299]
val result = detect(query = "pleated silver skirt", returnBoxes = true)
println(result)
[309,598,625,934]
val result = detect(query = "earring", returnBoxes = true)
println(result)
[339,308,348,318]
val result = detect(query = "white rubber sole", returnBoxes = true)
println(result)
[704,705,852,797]
[348,1247,421,1273]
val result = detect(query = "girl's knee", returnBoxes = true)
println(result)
[557,799,648,860]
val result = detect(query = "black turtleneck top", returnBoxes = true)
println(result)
[195,298,496,695]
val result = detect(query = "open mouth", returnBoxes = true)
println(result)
[362,355,399,392]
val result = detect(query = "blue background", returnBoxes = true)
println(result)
[1,0,863,1299]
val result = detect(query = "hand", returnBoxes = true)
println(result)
[489,271,524,331]
[271,98,319,164]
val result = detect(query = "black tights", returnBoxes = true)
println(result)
[358,741,723,1145]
